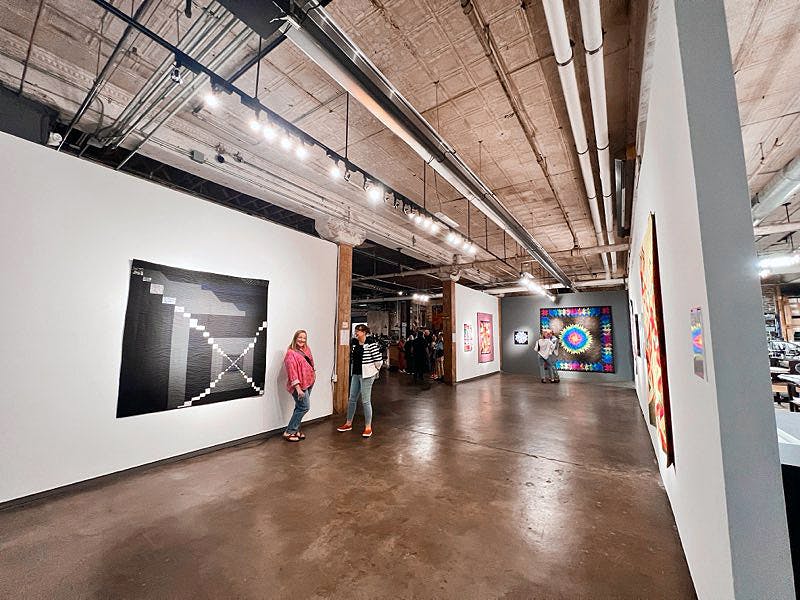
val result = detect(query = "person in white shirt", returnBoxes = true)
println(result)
[534,330,560,383]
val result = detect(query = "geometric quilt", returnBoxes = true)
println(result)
[116,259,268,418]
[540,306,614,373]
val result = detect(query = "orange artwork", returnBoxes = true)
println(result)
[639,213,674,466]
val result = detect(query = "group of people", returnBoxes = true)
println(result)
[281,325,561,442]
[281,324,382,442]
[395,328,445,383]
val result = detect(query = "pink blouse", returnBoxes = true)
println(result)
[284,347,316,393]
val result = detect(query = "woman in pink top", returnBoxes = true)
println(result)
[283,330,316,442]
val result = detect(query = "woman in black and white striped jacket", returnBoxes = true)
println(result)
[337,324,383,438]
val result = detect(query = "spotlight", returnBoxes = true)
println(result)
[248,119,262,132]
[430,221,440,234]
[204,90,219,108]
[468,244,478,255]
[280,135,293,150]
[329,161,342,179]
[408,211,416,221]
[368,186,382,203]
[461,239,471,251]
[397,291,403,296]
[263,125,278,142]
[295,144,308,160]
[215,153,225,164]
[759,269,771,278]
[170,64,183,84]
[447,231,456,243]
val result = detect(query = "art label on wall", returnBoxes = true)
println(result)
[540,306,614,372]
[690,306,706,379]
[514,330,529,345]
[117,260,269,418]
[640,213,674,466]
[477,312,494,363]
[463,323,474,352]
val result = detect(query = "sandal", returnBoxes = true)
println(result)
[541,378,547,383]
[283,431,300,442]
[297,430,306,440]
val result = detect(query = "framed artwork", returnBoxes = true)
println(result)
[640,213,674,466]
[477,312,494,363]
[540,306,614,372]
[117,260,269,418]
[690,307,706,379]
[463,323,474,352]
[514,330,529,345]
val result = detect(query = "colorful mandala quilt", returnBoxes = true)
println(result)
[539,306,614,373]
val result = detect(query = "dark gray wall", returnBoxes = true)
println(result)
[501,290,634,382]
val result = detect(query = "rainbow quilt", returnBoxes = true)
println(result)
[539,306,614,373]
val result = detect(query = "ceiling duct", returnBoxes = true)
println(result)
[541,0,610,279]
[217,0,573,289]
[752,156,800,226]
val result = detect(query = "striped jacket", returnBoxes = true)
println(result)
[352,337,383,378]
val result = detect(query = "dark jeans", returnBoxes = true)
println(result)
[286,386,312,433]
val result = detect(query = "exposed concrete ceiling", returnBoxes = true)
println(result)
[724,0,800,257]
[1,0,789,289]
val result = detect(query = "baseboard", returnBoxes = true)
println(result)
[0,414,331,512]
[455,370,501,384]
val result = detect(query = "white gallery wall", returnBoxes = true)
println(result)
[627,2,792,598]
[455,283,500,382]
[0,132,338,503]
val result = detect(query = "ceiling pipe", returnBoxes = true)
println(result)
[264,2,573,289]
[752,156,800,226]
[541,0,610,279]
[578,0,617,274]
[352,294,443,305]
[754,222,800,237]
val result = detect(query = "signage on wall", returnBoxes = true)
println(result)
[690,307,706,379]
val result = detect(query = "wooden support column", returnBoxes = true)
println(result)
[334,244,353,414]
[442,279,457,384]
[315,217,366,414]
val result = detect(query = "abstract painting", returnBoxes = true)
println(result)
[640,213,674,466]
[540,306,614,373]
[463,323,474,352]
[117,259,269,418]
[690,307,706,379]
[514,330,529,345]
[477,312,494,363]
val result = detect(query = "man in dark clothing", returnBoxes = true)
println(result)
[412,330,428,384]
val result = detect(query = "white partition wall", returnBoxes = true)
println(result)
[454,283,500,382]
[627,2,792,598]
[0,132,338,504]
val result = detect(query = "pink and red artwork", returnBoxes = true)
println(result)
[477,312,494,363]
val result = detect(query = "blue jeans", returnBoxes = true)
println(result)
[286,386,312,433]
[538,356,558,380]
[346,374,374,427]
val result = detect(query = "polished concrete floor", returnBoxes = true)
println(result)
[0,373,695,599]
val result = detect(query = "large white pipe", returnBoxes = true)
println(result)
[542,0,610,278]
[579,0,617,274]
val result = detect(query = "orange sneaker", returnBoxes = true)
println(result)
[362,427,373,438]
[337,423,352,432]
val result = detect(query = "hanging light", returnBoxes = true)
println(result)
[468,243,478,255]
[329,159,343,179]
[447,231,457,244]
[203,90,220,108]
[248,117,262,132]
[263,124,278,142]
[280,135,293,151]
[430,221,440,234]
[295,144,308,160]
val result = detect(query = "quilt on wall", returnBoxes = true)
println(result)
[640,213,674,466]
[540,306,614,373]
[477,312,494,363]
[117,259,269,418]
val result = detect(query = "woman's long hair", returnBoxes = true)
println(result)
[288,330,307,351]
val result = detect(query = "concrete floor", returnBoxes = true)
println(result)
[0,372,695,599]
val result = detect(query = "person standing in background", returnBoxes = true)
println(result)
[534,330,560,383]
[283,330,315,442]
[434,333,445,381]
[338,324,383,438]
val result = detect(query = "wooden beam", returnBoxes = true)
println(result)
[442,279,457,384]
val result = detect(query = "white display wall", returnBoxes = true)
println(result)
[455,283,500,382]
[0,132,338,503]
[627,2,792,598]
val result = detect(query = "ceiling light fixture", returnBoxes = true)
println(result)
[263,125,278,142]
[280,135,293,151]
[295,144,308,160]
[203,87,220,108]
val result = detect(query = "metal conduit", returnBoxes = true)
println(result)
[116,25,253,169]
[578,0,617,274]
[107,3,231,142]
[541,0,611,278]
[115,14,242,147]
[58,0,159,151]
